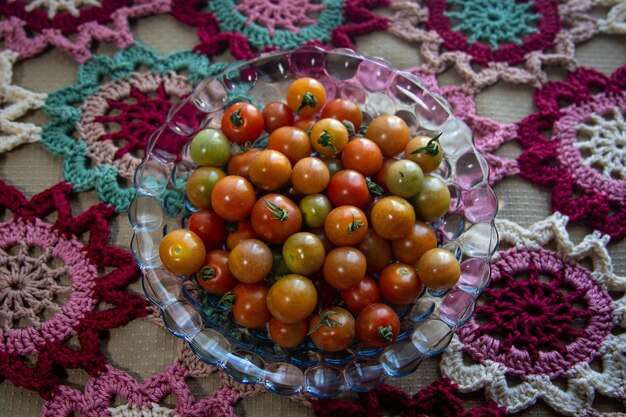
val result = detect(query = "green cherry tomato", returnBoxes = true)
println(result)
[282,232,326,275]
[186,167,226,209]
[385,159,424,199]
[411,175,451,221]
[299,194,333,228]
[189,128,231,167]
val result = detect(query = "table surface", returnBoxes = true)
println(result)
[1,5,625,417]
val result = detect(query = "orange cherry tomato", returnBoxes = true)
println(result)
[310,118,349,157]
[291,157,330,195]
[370,196,416,240]
[309,307,355,352]
[366,114,410,157]
[227,148,262,179]
[323,247,366,290]
[228,238,273,283]
[248,149,292,191]
[416,248,461,290]
[268,318,308,348]
[210,175,256,221]
[324,205,369,246]
[266,274,317,324]
[231,282,272,328]
[159,229,206,276]
[267,126,312,165]
[391,220,438,265]
[341,138,383,177]
[287,77,327,117]
[321,98,363,131]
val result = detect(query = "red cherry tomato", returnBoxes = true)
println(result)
[196,250,237,295]
[339,276,380,315]
[262,102,294,133]
[356,303,400,348]
[226,221,260,251]
[341,138,383,177]
[211,175,256,222]
[378,263,422,305]
[321,98,363,131]
[327,169,370,208]
[227,148,262,179]
[228,238,273,283]
[250,193,302,244]
[268,318,308,348]
[231,282,272,328]
[221,102,264,145]
[323,247,366,290]
[187,208,227,250]
[308,307,355,352]
[267,126,312,165]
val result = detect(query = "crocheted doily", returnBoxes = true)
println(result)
[597,0,626,35]
[41,43,227,212]
[406,68,518,184]
[169,0,390,60]
[516,64,626,240]
[0,180,149,399]
[388,0,598,92]
[311,377,505,417]
[0,0,169,62]
[441,213,626,416]
[0,50,46,153]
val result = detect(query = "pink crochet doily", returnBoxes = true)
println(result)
[0,180,149,399]
[0,0,169,62]
[388,0,598,92]
[441,213,626,415]
[516,64,626,240]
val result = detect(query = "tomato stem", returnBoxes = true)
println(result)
[367,180,384,196]
[411,132,442,156]
[342,120,356,136]
[217,291,235,310]
[359,125,368,135]
[199,266,216,281]
[307,310,339,335]
[296,92,317,114]
[378,325,393,343]
[264,198,289,221]
[230,106,245,127]
[348,214,364,234]
[317,130,337,154]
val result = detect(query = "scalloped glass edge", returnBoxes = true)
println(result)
[128,46,499,398]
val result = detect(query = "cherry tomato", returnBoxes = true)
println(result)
[321,98,363,131]
[378,263,422,305]
[320,156,344,177]
[310,118,349,157]
[262,102,294,133]
[310,228,336,253]
[159,229,206,276]
[416,248,461,290]
[391,221,437,265]
[373,158,398,194]
[266,274,317,323]
[356,303,400,348]
[282,232,326,275]
[291,157,330,195]
[341,138,383,177]
[187,208,227,250]
[186,167,225,209]
[227,148,262,179]
[228,238,273,283]
[309,307,355,352]
[366,114,410,157]
[287,77,327,117]
[196,250,237,295]
[339,276,380,315]
[250,193,302,244]
[386,159,424,198]
[299,193,333,228]
[232,282,272,328]
[370,196,416,240]
[268,318,308,348]
[189,128,231,167]
[248,149,292,191]
[211,175,256,221]
[327,169,370,208]
[324,205,369,246]
[411,175,451,221]
[323,247,366,290]
[357,230,392,274]
[405,134,443,173]
[268,246,291,283]
[294,116,317,132]
[267,126,312,165]
[221,102,264,145]
[226,221,260,251]
[312,273,338,308]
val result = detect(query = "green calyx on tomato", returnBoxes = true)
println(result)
[307,309,339,335]
[265,198,289,221]
[378,324,393,342]
[348,215,364,234]
[367,180,384,197]
[342,120,355,136]
[199,266,216,281]
[230,106,245,126]
[411,132,442,156]
[317,130,337,154]
[217,291,235,310]
[297,92,317,114]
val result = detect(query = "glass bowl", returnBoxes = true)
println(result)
[129,46,499,398]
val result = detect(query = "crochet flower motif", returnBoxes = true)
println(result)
[41,362,239,417]
[311,377,506,417]
[407,68,518,183]
[597,0,626,35]
[0,0,169,62]
[0,180,150,399]
[516,64,626,240]
[441,213,626,416]
[389,0,597,92]
[169,0,390,60]
[0,50,46,153]
[42,43,227,212]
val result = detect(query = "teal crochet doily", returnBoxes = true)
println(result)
[41,44,228,212]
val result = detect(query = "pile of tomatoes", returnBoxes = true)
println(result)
[159,77,460,353]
